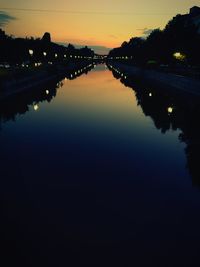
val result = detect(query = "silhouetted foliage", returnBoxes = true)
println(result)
[0,30,94,65]
[42,32,51,43]
[108,6,200,67]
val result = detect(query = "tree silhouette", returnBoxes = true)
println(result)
[108,6,200,68]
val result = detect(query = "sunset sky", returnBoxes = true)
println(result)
[0,0,199,54]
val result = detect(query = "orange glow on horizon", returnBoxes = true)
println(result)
[1,0,200,53]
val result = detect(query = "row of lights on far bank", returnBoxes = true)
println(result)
[29,49,93,60]
[109,65,127,79]
[109,52,186,62]
[108,56,133,60]
[21,62,51,68]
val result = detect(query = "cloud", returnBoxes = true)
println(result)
[109,34,118,39]
[137,28,154,36]
[0,11,16,27]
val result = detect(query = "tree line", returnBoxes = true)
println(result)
[0,30,94,65]
[108,7,200,68]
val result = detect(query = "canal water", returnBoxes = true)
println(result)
[1,64,200,266]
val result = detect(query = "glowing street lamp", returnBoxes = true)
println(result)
[43,52,47,57]
[55,53,58,58]
[33,104,39,111]
[29,49,34,56]
[168,107,173,114]
[173,52,186,61]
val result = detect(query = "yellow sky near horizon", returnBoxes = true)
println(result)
[0,0,200,53]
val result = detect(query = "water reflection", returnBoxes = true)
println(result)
[1,64,200,266]
[66,63,96,80]
[0,62,95,126]
[108,63,200,187]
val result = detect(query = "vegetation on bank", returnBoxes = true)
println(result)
[108,6,200,69]
[0,30,94,66]
[0,30,95,86]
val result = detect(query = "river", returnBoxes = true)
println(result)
[1,64,200,266]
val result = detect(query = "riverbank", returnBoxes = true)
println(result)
[108,62,200,96]
[0,61,93,101]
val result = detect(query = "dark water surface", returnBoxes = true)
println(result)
[1,64,200,266]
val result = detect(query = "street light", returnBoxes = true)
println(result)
[33,104,39,111]
[43,52,47,57]
[29,49,34,56]
[55,53,58,58]
[168,107,173,114]
[173,52,186,61]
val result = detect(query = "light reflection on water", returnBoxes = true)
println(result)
[0,64,200,266]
